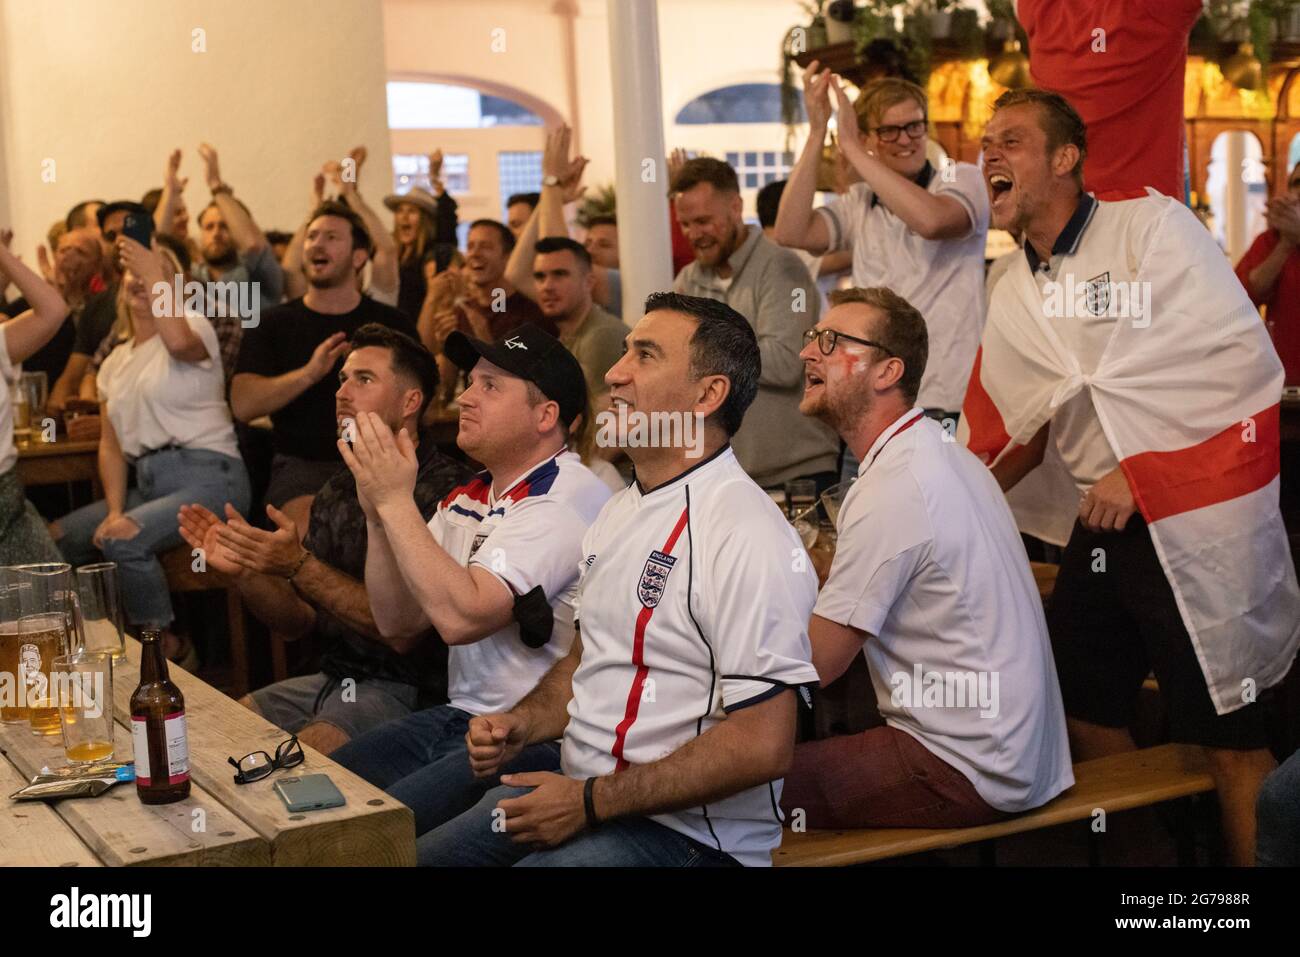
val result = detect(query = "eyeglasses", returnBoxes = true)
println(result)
[871,119,928,143]
[803,327,896,357]
[228,735,304,784]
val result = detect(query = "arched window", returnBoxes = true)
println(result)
[386,81,543,129]
[675,83,804,125]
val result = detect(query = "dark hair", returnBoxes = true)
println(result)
[506,192,540,211]
[992,88,1088,184]
[141,189,163,214]
[828,287,928,404]
[535,235,592,271]
[265,230,293,246]
[468,218,516,255]
[756,180,786,228]
[307,200,373,255]
[670,157,740,197]
[65,200,105,231]
[585,214,617,229]
[348,323,440,419]
[643,291,758,436]
[155,232,192,273]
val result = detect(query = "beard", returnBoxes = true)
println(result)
[204,246,238,270]
[806,379,873,436]
[307,261,354,289]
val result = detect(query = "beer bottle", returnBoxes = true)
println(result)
[130,630,190,804]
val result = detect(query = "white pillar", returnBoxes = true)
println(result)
[606,0,673,324]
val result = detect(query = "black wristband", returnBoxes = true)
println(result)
[583,776,601,830]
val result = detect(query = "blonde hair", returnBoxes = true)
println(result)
[853,77,928,133]
[114,245,185,342]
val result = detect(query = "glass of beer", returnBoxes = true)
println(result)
[54,651,114,763]
[17,614,66,736]
[75,563,126,659]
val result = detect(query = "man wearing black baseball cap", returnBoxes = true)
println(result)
[330,323,612,845]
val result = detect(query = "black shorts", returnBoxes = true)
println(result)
[265,454,345,509]
[1047,517,1270,751]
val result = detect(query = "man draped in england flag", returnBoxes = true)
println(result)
[960,89,1300,866]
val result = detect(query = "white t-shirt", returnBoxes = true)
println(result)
[431,449,611,716]
[562,446,820,867]
[818,162,990,411]
[0,331,17,475]
[815,409,1074,813]
[96,313,240,460]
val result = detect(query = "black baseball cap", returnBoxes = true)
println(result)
[96,200,149,230]
[444,324,587,427]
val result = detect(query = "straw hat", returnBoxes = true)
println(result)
[383,187,439,217]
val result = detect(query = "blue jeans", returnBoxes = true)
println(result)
[420,784,742,867]
[1257,748,1300,866]
[330,704,562,839]
[55,448,250,629]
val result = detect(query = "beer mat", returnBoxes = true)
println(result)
[9,761,135,801]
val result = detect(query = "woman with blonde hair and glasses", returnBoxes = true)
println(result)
[52,237,250,667]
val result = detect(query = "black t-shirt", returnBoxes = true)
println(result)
[4,296,79,385]
[73,286,119,357]
[234,295,417,461]
[305,430,475,694]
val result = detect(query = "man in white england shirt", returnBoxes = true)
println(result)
[419,292,820,866]
[782,286,1073,828]
[330,324,611,854]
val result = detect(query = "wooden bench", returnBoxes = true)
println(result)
[160,546,250,696]
[773,743,1214,867]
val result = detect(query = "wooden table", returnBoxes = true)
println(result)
[0,637,416,867]
[15,438,99,488]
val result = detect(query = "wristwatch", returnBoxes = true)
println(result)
[542,175,560,188]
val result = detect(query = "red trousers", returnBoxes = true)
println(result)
[780,725,1009,829]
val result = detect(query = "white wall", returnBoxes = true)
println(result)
[0,0,392,255]
[382,0,812,219]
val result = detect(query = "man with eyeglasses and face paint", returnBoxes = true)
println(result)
[783,286,1073,829]
[775,71,989,481]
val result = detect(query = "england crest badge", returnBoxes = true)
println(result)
[637,550,677,608]
[1084,271,1111,316]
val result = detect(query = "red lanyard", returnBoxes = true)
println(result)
[865,411,924,472]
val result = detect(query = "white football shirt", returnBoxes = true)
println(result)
[562,446,820,867]
[816,409,1074,812]
[817,161,990,411]
[431,449,611,716]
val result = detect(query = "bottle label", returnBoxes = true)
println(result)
[131,712,190,785]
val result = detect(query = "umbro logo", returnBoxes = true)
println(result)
[504,336,527,350]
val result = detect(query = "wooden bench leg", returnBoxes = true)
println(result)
[1172,797,1199,867]
[226,589,249,699]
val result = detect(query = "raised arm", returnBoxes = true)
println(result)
[774,60,834,253]
[119,238,208,362]
[198,143,269,254]
[506,126,588,300]
[280,172,325,302]
[0,237,69,363]
[831,77,972,241]
[336,147,399,300]
[153,149,188,239]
